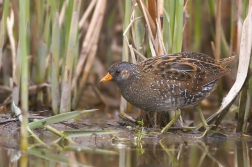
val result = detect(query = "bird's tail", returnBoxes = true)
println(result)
[218,56,235,67]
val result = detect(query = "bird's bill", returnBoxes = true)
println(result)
[100,73,113,82]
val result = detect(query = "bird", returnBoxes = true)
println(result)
[100,52,235,137]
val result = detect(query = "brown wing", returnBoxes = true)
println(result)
[139,53,231,87]
[179,52,216,63]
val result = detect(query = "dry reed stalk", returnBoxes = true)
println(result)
[199,1,252,128]
[122,8,145,60]
[148,0,157,24]
[156,19,166,54]
[137,0,156,37]
[72,0,102,89]
[132,47,147,60]
[129,44,137,64]
[158,0,164,17]
[12,42,21,105]
[230,0,239,78]
[183,0,190,51]
[0,0,9,73]
[72,0,107,109]
[137,0,160,56]
[155,0,164,55]
[215,0,224,106]
[78,0,97,29]
[6,11,16,84]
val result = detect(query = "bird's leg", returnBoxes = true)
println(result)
[194,104,213,138]
[172,105,214,137]
[161,109,181,133]
[160,106,213,138]
[195,105,207,129]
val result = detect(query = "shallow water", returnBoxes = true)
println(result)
[0,124,252,167]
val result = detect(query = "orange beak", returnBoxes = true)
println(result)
[100,73,113,82]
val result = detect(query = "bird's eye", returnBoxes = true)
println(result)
[115,70,120,74]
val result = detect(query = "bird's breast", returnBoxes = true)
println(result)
[118,78,218,112]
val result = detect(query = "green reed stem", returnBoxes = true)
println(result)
[192,0,201,51]
[51,12,60,114]
[168,0,176,50]
[60,0,79,113]
[19,0,29,151]
[172,0,184,53]
[163,0,172,53]
[120,0,131,114]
